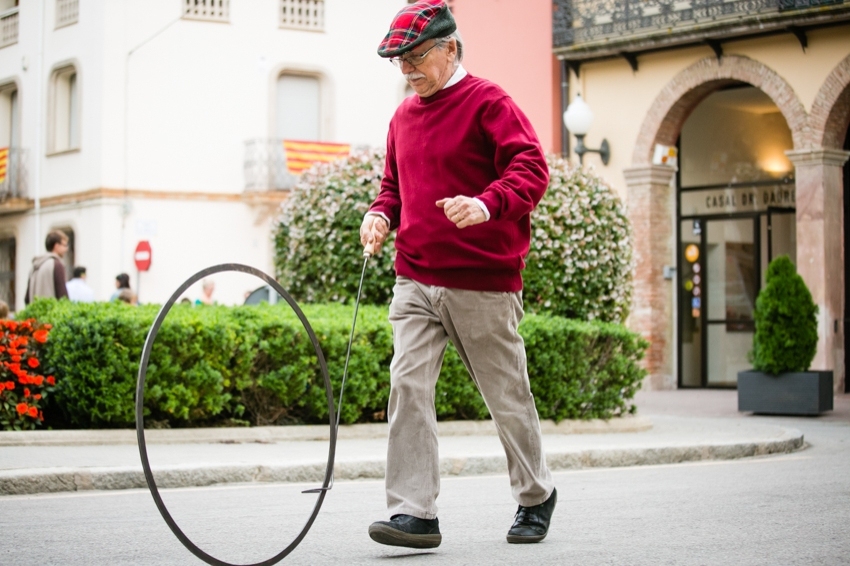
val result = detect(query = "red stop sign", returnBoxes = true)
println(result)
[134,241,152,272]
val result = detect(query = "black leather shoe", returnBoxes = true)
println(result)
[369,514,442,549]
[506,488,557,544]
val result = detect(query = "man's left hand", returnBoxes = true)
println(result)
[436,196,487,229]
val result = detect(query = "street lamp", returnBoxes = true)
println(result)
[563,93,610,165]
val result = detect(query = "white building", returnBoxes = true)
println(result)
[0,0,410,309]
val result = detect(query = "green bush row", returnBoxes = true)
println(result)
[20,299,648,428]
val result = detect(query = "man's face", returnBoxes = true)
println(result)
[53,239,69,258]
[398,39,457,98]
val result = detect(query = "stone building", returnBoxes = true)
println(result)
[553,0,850,392]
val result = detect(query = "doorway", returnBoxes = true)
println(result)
[678,207,796,387]
[844,125,850,393]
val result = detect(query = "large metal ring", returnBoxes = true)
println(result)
[135,264,337,566]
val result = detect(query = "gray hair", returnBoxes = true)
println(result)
[436,30,463,63]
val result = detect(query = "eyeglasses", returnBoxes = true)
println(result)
[389,43,440,68]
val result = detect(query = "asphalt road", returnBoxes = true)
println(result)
[2,417,848,566]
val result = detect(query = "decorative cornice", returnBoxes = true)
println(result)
[0,188,291,216]
[623,164,677,186]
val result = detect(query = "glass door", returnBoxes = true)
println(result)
[705,218,759,386]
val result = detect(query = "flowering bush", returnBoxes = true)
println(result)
[275,151,633,323]
[0,318,56,430]
[274,147,397,306]
[523,156,633,323]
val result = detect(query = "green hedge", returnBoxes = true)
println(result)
[19,299,647,428]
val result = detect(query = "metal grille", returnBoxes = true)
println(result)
[0,148,28,202]
[553,0,848,46]
[280,0,324,31]
[244,139,297,191]
[0,8,18,49]
[56,0,79,29]
[183,0,230,22]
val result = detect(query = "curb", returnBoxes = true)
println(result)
[0,415,652,446]
[0,426,803,496]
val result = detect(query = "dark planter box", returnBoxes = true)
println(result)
[738,370,833,415]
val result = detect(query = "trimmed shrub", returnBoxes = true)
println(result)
[274,151,633,323]
[751,255,818,374]
[18,300,647,428]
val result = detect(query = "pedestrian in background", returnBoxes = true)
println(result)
[0,299,8,319]
[65,266,95,303]
[110,273,131,301]
[361,0,555,550]
[117,289,137,305]
[25,230,70,304]
[195,279,215,305]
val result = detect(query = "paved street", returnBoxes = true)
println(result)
[1,403,848,566]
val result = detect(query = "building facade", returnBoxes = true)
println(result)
[0,0,410,308]
[553,0,850,392]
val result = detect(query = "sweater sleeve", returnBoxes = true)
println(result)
[474,96,549,222]
[369,121,402,230]
[53,260,69,300]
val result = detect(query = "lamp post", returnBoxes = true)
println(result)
[563,93,610,166]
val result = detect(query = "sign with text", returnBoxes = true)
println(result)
[680,184,795,217]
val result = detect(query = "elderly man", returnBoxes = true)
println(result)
[360,0,556,549]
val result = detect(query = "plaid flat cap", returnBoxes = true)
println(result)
[377,0,457,58]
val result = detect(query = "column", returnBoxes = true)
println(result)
[624,164,677,390]
[786,148,850,393]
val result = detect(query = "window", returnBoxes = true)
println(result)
[183,0,229,22]
[0,1,18,49]
[0,83,19,148]
[276,74,320,140]
[279,0,324,31]
[49,65,80,154]
[0,83,23,199]
[0,237,14,308]
[55,0,78,29]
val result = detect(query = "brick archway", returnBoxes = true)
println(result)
[632,55,809,165]
[810,53,850,150]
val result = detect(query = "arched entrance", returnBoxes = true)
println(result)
[625,56,808,390]
[677,85,796,388]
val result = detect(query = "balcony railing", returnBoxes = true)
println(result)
[183,0,229,22]
[56,0,79,29]
[0,8,18,49]
[0,148,29,202]
[244,139,298,191]
[554,0,848,48]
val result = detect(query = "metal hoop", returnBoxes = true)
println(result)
[135,264,337,566]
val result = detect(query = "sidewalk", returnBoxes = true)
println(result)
[1,389,835,497]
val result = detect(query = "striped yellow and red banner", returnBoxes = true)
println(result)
[283,139,350,174]
[0,147,8,184]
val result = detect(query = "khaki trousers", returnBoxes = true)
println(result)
[385,276,554,520]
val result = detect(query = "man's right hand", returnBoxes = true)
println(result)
[360,214,390,255]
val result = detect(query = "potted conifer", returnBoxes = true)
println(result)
[738,255,833,415]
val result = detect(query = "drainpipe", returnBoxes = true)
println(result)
[560,58,569,158]
[32,0,46,251]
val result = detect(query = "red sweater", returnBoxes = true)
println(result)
[370,74,548,292]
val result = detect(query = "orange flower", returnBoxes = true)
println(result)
[23,388,30,397]
[27,406,38,418]
[34,394,42,400]
[47,376,56,386]
[5,381,14,389]
[0,382,5,391]
[11,355,21,363]
[32,329,48,344]
[0,345,5,353]
[15,403,27,415]
[32,376,44,386]
[27,358,39,369]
